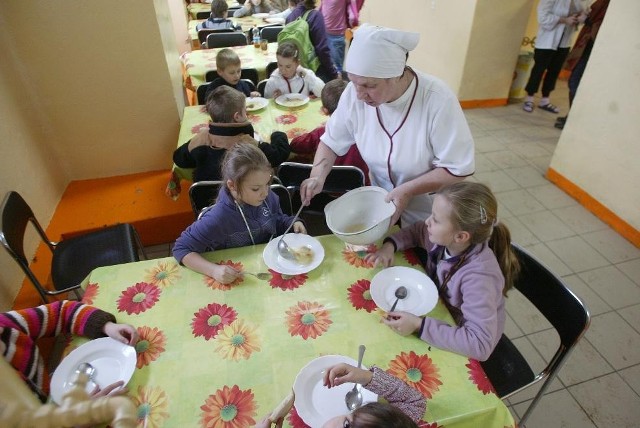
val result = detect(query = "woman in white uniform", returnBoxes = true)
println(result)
[299,24,475,226]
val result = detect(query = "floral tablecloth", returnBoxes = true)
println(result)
[165,102,326,199]
[181,43,278,91]
[73,234,515,428]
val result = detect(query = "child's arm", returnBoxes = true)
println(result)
[173,141,198,168]
[290,126,324,154]
[233,5,251,17]
[364,240,395,268]
[181,252,241,284]
[299,67,325,97]
[264,76,280,99]
[258,131,290,166]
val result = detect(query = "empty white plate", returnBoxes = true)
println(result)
[370,266,439,316]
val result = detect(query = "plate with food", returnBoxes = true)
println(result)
[275,93,309,108]
[246,96,269,112]
[370,266,439,316]
[50,337,136,404]
[263,233,324,275]
[293,355,378,427]
[265,17,285,24]
[252,12,270,18]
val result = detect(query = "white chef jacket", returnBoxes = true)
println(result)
[321,68,475,226]
[264,66,325,99]
[535,0,587,49]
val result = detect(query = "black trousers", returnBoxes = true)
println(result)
[525,47,570,97]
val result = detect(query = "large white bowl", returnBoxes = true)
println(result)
[324,186,396,245]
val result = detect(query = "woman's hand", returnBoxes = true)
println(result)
[323,363,373,388]
[293,221,307,234]
[89,380,128,399]
[385,187,411,226]
[382,312,422,336]
[299,177,324,205]
[211,264,241,284]
[363,241,395,268]
[103,322,138,345]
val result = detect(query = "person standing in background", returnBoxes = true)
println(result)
[522,0,587,114]
[319,0,350,76]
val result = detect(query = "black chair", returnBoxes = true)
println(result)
[197,28,235,46]
[196,83,211,105]
[206,32,248,49]
[227,6,241,17]
[189,181,222,218]
[266,61,278,78]
[0,191,146,304]
[277,162,366,236]
[260,26,283,43]
[257,79,268,97]
[195,11,210,20]
[480,244,590,427]
[271,183,292,216]
[205,68,259,86]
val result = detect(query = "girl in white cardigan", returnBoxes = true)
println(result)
[264,41,325,99]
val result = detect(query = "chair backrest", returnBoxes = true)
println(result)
[189,181,223,218]
[196,11,210,19]
[260,26,284,43]
[206,32,248,49]
[196,83,211,105]
[205,68,259,85]
[227,6,241,17]
[266,61,278,78]
[257,79,267,97]
[241,79,257,93]
[277,162,365,195]
[271,183,292,216]
[198,28,235,45]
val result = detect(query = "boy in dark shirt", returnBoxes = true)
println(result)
[206,48,261,98]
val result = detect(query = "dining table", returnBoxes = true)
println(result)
[165,99,327,199]
[68,233,515,428]
[186,1,243,20]
[188,16,272,50]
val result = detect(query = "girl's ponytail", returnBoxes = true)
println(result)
[488,223,520,295]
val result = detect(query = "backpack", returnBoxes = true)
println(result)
[277,10,320,72]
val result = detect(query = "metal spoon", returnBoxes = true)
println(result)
[389,286,408,312]
[277,203,305,261]
[345,344,366,411]
[242,271,271,280]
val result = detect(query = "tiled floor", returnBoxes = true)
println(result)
[144,81,640,427]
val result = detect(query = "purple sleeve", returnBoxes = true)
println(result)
[365,367,426,422]
[306,10,338,76]
[388,221,432,252]
[172,209,225,263]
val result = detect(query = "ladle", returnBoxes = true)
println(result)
[277,203,305,261]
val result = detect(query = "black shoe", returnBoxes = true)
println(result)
[554,121,565,130]
[555,116,567,125]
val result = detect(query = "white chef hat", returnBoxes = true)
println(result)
[344,24,420,78]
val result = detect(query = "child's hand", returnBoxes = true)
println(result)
[363,241,395,268]
[103,322,139,346]
[382,311,422,336]
[250,91,261,98]
[211,264,241,284]
[89,380,128,399]
[323,363,373,388]
[293,221,306,234]
[272,89,282,98]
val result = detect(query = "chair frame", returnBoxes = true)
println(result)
[205,68,259,86]
[481,244,591,427]
[260,26,284,43]
[195,11,210,20]
[257,79,268,97]
[206,32,248,49]
[265,61,278,78]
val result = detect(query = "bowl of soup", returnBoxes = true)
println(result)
[324,186,396,245]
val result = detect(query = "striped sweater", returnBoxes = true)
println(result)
[0,300,115,398]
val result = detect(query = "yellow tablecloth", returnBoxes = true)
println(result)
[181,43,278,90]
[73,234,515,428]
[166,101,326,198]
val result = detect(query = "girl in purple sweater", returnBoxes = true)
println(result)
[366,182,520,361]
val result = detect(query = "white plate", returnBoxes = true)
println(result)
[370,266,439,316]
[293,355,378,427]
[275,93,309,108]
[265,17,285,24]
[246,97,268,112]
[263,233,324,275]
[50,337,136,404]
[252,13,270,18]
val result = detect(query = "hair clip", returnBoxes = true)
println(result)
[479,205,488,224]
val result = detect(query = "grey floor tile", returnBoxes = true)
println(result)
[526,155,553,174]
[584,311,640,370]
[522,242,573,277]
[484,150,529,169]
[507,141,553,159]
[504,312,524,339]
[562,274,612,316]
[582,229,640,264]
[512,389,597,428]
[578,266,640,309]
[619,304,640,333]
[517,210,575,242]
[501,216,540,247]
[503,165,550,188]
[495,189,546,216]
[546,236,610,273]
[528,183,578,210]
[568,373,640,428]
[471,135,505,153]
[473,170,521,193]
[618,364,640,396]
[473,152,500,172]
[553,205,609,234]
[618,258,640,286]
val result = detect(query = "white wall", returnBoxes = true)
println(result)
[550,0,640,233]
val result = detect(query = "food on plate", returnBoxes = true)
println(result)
[246,102,256,109]
[292,246,314,265]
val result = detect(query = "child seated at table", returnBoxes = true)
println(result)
[365,182,521,362]
[255,362,425,428]
[0,300,138,402]
[173,86,290,209]
[290,79,369,184]
[173,143,306,284]
[234,0,272,18]
[206,48,261,99]
[196,0,242,32]
[264,41,325,99]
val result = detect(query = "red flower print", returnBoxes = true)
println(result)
[192,123,209,134]
[204,260,243,291]
[466,358,496,395]
[342,245,377,268]
[288,407,310,428]
[192,303,238,340]
[286,127,306,140]
[116,282,161,315]
[275,114,297,125]
[286,301,332,340]
[248,113,262,123]
[200,105,207,113]
[82,283,99,305]
[418,422,443,428]
[387,351,442,399]
[200,385,257,428]
[269,270,307,291]
[403,248,422,266]
[348,279,377,312]
[135,326,167,369]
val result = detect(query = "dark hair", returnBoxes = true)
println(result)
[321,79,347,114]
[351,402,419,428]
[210,0,228,18]
[293,0,316,9]
[221,143,272,191]
[205,86,246,123]
[276,41,299,60]
[437,181,520,294]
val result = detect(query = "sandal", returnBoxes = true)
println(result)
[539,103,560,113]
[522,101,534,113]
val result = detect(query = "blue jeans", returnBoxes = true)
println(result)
[327,34,346,73]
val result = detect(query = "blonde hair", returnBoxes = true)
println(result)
[216,48,241,71]
[206,86,245,123]
[437,181,520,294]
[221,143,272,192]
